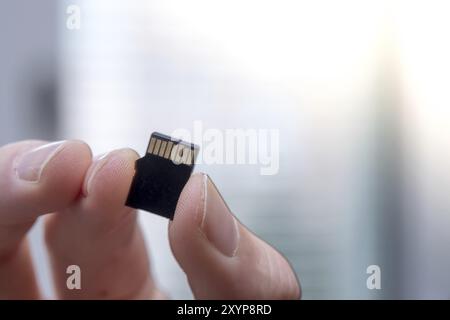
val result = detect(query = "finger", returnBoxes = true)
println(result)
[0,140,92,299]
[45,149,160,299]
[169,173,301,299]
[0,241,39,299]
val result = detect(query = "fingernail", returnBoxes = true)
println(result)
[82,152,111,196]
[15,141,66,182]
[201,174,240,257]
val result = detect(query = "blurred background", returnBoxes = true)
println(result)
[1,0,449,299]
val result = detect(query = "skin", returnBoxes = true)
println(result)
[0,140,300,299]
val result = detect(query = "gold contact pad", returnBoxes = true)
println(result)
[147,136,196,166]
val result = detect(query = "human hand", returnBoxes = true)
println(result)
[0,140,300,299]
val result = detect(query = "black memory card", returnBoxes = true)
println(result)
[125,132,199,220]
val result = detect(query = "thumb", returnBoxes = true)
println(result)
[169,173,300,299]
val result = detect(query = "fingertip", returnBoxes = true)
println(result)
[36,140,93,211]
[168,173,209,273]
[81,148,139,211]
[168,173,301,299]
[39,140,92,184]
[169,173,206,241]
[0,140,92,222]
[174,173,206,222]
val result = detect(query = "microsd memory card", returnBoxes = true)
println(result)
[126,132,199,220]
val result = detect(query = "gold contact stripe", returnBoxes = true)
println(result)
[153,139,162,155]
[185,148,192,165]
[171,144,180,162]
[164,141,174,159]
[187,149,191,165]
[179,146,186,163]
[158,141,167,157]
[148,137,156,154]
[177,145,185,163]
[181,146,190,165]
